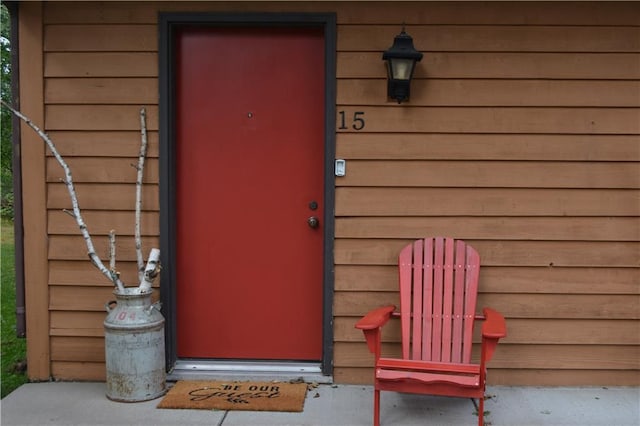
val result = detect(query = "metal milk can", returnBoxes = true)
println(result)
[104,288,166,402]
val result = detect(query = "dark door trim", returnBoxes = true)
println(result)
[158,12,336,376]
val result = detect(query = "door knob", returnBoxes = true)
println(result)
[307,216,319,229]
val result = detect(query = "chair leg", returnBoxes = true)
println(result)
[477,395,485,426]
[373,388,380,426]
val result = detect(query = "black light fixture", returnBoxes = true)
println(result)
[382,27,423,104]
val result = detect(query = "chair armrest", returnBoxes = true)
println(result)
[479,307,507,369]
[355,305,396,356]
[355,305,396,330]
[482,307,507,339]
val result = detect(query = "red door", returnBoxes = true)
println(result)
[175,27,325,361]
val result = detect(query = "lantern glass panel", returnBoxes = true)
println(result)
[390,58,414,80]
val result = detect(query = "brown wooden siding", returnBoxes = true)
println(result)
[332,0,640,386]
[20,1,49,381]
[20,1,639,384]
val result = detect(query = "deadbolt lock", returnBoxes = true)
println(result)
[307,216,319,229]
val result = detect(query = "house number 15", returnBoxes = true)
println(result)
[338,111,366,131]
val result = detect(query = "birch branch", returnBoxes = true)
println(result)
[109,230,117,272]
[138,248,161,293]
[1,100,126,293]
[135,107,148,282]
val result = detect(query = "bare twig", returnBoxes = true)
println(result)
[62,209,76,219]
[109,230,117,272]
[2,100,126,292]
[135,107,148,282]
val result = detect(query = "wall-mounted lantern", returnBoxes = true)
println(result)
[382,27,423,104]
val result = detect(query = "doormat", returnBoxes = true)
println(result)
[157,380,308,412]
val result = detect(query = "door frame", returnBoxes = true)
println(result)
[158,13,337,376]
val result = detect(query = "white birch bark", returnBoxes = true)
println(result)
[135,108,148,282]
[138,248,161,293]
[109,230,117,273]
[2,100,126,292]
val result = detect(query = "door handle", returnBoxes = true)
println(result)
[307,216,319,229]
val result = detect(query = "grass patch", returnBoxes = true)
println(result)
[1,218,27,398]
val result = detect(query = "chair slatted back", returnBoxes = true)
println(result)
[398,237,480,363]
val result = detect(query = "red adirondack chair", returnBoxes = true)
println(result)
[355,237,506,426]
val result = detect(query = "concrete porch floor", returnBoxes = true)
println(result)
[1,382,639,426]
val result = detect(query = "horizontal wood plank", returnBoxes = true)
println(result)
[49,260,151,287]
[51,361,105,381]
[338,79,640,107]
[43,2,640,26]
[44,107,639,136]
[487,369,640,387]
[335,217,640,240]
[337,52,640,79]
[57,8,633,56]
[50,311,108,337]
[45,52,158,77]
[336,161,640,189]
[44,52,640,81]
[336,187,639,216]
[42,1,333,25]
[50,285,161,312]
[336,317,640,345]
[478,267,640,295]
[44,2,159,24]
[50,286,118,312]
[334,291,640,319]
[51,336,104,362]
[48,210,159,236]
[338,25,640,52]
[45,105,159,131]
[334,107,640,134]
[46,157,158,183]
[495,319,640,346]
[335,265,640,295]
[48,183,159,210]
[336,133,640,161]
[484,293,640,320]
[335,239,640,267]
[46,78,158,104]
[45,131,159,158]
[44,24,157,52]
[49,235,160,262]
